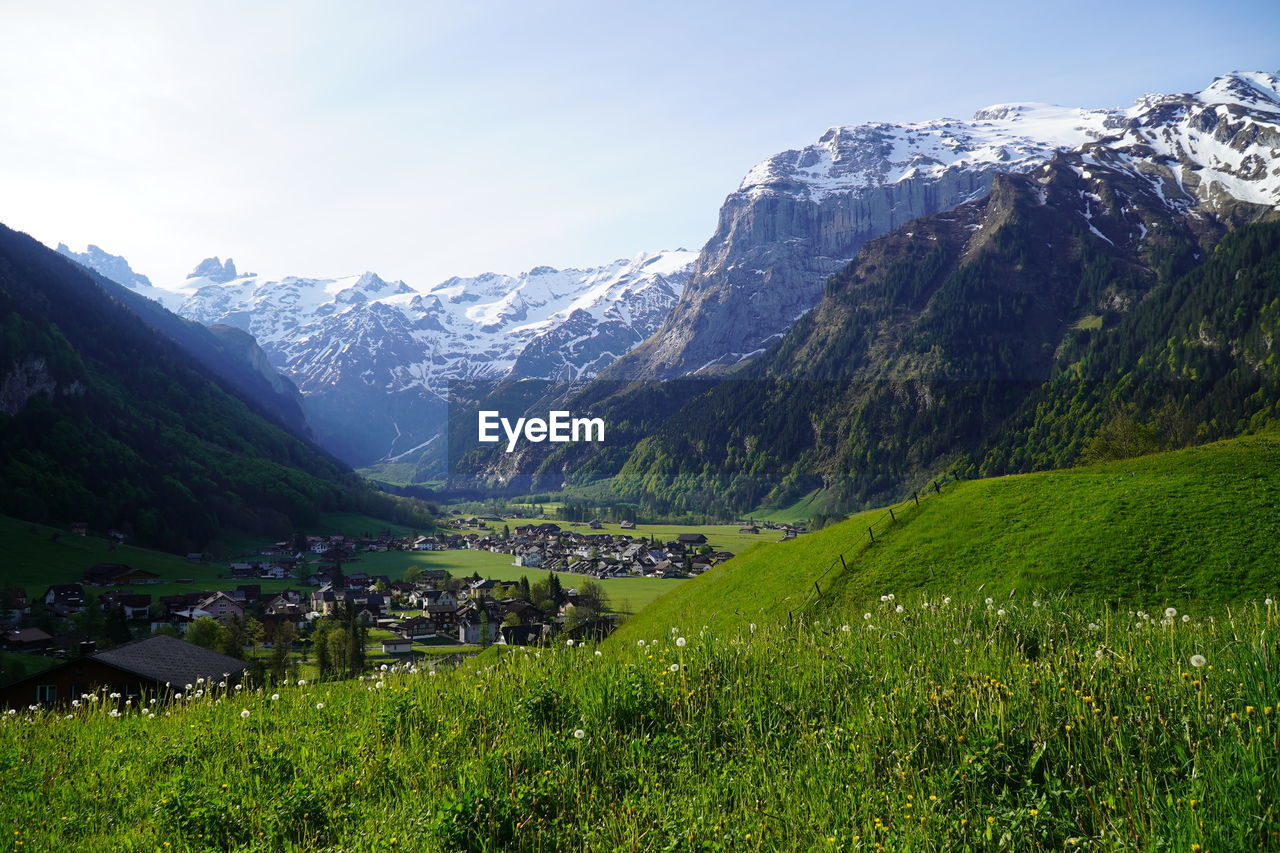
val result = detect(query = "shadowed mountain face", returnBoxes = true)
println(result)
[0,223,405,551]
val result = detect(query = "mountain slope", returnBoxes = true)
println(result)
[0,224,425,552]
[612,433,1280,641]
[608,71,1280,380]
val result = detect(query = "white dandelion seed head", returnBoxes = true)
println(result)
[670,663,680,672]
[316,702,324,709]
[240,710,250,718]
[997,609,1007,617]
[185,684,193,691]
[942,597,951,605]
[1165,607,1178,619]
[841,625,851,632]
[953,638,962,645]
[1088,623,1099,631]
[676,637,686,647]
[1190,654,1207,668]
[380,664,388,671]
[637,640,645,647]
[1181,614,1190,623]
[595,650,602,657]
[234,684,243,690]
[880,595,889,602]
[567,640,575,647]
[573,728,585,739]
[1266,598,1274,606]
[1033,600,1041,608]
[863,613,872,620]
[297,680,307,686]
[271,694,280,701]
[895,605,904,613]
[375,681,384,689]
[1095,649,1105,659]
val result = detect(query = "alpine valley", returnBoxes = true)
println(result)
[50,70,1280,519]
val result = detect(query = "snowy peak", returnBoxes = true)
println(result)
[741,104,1121,201]
[1193,71,1280,115]
[188,256,239,283]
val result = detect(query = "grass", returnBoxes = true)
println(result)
[615,435,1280,642]
[1,595,1276,851]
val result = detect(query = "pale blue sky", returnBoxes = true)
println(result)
[0,0,1276,288]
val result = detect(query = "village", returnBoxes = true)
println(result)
[0,516,806,706]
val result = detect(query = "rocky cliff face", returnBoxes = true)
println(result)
[610,72,1280,380]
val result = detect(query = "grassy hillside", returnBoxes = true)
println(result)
[2,595,1275,851]
[614,435,1280,642]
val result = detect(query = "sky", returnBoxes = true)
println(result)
[1,0,1278,290]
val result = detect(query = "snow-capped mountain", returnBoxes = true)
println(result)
[140,251,692,465]
[55,244,186,310]
[610,71,1280,379]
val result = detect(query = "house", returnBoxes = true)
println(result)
[0,635,249,708]
[0,588,30,619]
[497,624,548,646]
[186,553,205,564]
[71,522,89,536]
[458,620,492,645]
[381,637,413,655]
[99,592,152,619]
[739,525,760,534]
[677,533,708,546]
[3,627,54,652]
[83,564,161,586]
[398,615,437,640]
[619,521,636,530]
[196,592,245,622]
[44,584,87,612]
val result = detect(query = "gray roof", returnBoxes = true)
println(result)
[91,634,249,686]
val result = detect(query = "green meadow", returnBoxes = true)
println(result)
[1,595,1275,851]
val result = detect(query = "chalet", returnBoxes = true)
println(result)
[619,521,636,530]
[99,592,152,619]
[228,563,260,579]
[497,624,548,646]
[0,635,249,708]
[425,604,459,629]
[71,522,89,536]
[1,588,30,618]
[3,627,54,652]
[587,520,603,530]
[739,525,759,534]
[398,615,437,640]
[381,637,413,655]
[677,533,708,546]
[84,563,161,586]
[44,584,87,612]
[186,553,205,564]
[196,592,246,622]
[457,620,493,645]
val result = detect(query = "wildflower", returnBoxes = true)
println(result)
[109,709,120,718]
[240,710,250,719]
[895,605,904,613]
[880,595,890,602]
[676,637,687,647]
[375,681,385,688]
[1033,600,1041,608]
[298,679,307,686]
[942,597,951,605]
[637,640,645,647]
[1087,623,1099,630]
[996,609,1007,617]
[567,639,575,647]
[271,694,280,701]
[864,613,872,620]
[1181,614,1190,623]
[1191,654,1207,668]
[185,684,193,691]
[985,597,993,606]
[573,728,585,739]
[380,664,389,671]
[235,684,243,690]
[670,663,680,673]
[1266,598,1274,606]
[953,638,961,645]
[1095,649,1104,659]
[594,650,602,657]
[749,623,756,633]
[71,701,80,708]
[218,681,226,688]
[316,702,324,710]
[841,625,851,632]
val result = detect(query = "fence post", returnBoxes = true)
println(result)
[933,480,941,495]
[868,526,875,544]
[839,554,848,572]
[889,507,896,523]
[813,581,822,599]
[914,492,919,506]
